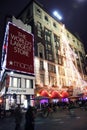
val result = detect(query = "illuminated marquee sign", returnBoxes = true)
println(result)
[6,22,34,74]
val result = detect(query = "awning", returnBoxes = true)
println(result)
[40,89,49,97]
[50,90,61,99]
[61,91,69,98]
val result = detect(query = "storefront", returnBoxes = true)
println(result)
[0,71,35,110]
[0,21,35,110]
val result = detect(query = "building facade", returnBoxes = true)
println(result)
[0,17,35,109]
[0,0,87,110]
[18,0,87,97]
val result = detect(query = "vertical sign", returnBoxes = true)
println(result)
[6,23,34,74]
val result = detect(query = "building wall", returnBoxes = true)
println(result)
[18,0,87,95]
[0,17,35,108]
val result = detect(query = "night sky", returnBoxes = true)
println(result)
[0,0,87,53]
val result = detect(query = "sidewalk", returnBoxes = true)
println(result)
[0,108,87,130]
[0,109,67,130]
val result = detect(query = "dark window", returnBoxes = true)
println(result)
[45,15,48,21]
[44,28,53,61]
[53,22,56,28]
[58,55,63,65]
[48,63,56,73]
[40,60,44,70]
[37,22,42,38]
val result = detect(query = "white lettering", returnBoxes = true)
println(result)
[14,61,33,72]
[10,32,33,57]
[14,46,28,56]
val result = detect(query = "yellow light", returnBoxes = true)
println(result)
[0,98,2,104]
[37,93,40,96]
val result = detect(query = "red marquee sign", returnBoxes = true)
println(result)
[6,23,34,74]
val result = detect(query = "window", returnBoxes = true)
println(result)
[48,44,51,51]
[37,22,42,38]
[49,76,57,86]
[13,78,17,88]
[36,7,42,18]
[46,53,53,61]
[37,8,41,13]
[44,15,48,21]
[9,77,21,88]
[60,77,66,86]
[58,66,65,76]
[59,77,65,86]
[48,63,56,73]
[45,28,51,42]
[54,35,60,62]
[39,53,43,58]
[72,37,76,43]
[40,74,44,85]
[58,55,63,65]
[53,22,57,28]
[25,79,33,89]
[40,60,44,70]
[44,28,53,61]
[54,34,60,49]
[38,43,44,58]
[67,33,70,38]
[17,78,21,88]
[77,41,79,46]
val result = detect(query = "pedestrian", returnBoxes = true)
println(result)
[25,105,35,130]
[14,104,22,130]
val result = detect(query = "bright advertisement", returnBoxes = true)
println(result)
[6,23,34,74]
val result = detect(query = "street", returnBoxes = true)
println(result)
[0,108,87,130]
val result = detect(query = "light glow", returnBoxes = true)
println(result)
[53,11,62,20]
[61,27,87,95]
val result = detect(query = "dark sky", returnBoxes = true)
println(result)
[0,0,87,52]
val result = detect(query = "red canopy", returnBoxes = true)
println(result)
[61,91,69,98]
[50,90,61,99]
[40,90,49,97]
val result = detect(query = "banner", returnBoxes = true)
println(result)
[6,23,34,74]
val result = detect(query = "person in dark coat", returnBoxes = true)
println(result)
[25,105,35,130]
[14,104,22,130]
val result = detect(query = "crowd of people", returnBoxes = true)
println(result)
[0,98,87,130]
[0,103,35,130]
[14,104,35,130]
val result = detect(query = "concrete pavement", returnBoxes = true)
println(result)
[0,108,87,130]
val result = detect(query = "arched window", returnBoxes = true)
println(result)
[38,43,45,59]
